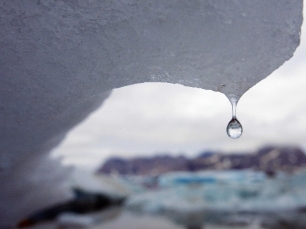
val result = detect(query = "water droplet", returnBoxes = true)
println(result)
[227,118,243,139]
[226,96,243,139]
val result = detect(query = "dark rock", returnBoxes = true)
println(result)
[17,188,125,228]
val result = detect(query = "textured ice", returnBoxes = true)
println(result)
[127,170,306,226]
[0,0,303,225]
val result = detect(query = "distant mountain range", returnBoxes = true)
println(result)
[97,146,306,175]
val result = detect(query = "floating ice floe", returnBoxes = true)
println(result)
[126,170,306,227]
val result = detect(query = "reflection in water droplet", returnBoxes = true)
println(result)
[226,96,243,139]
[227,118,243,139]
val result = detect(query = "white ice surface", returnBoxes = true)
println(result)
[0,0,303,225]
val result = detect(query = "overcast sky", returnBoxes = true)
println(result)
[52,16,306,171]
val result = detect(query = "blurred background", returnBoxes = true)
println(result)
[20,6,306,229]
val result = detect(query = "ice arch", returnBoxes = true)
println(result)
[0,0,303,225]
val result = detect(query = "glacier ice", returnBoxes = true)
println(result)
[126,170,306,227]
[0,0,303,225]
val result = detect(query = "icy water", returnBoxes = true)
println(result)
[226,98,243,139]
[28,212,264,229]
[96,213,263,229]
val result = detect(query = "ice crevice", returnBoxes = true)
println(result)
[0,0,303,225]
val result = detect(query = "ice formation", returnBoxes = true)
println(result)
[127,170,306,227]
[0,0,303,226]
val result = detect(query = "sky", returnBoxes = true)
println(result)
[51,13,306,171]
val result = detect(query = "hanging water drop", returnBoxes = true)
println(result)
[227,118,243,139]
[226,97,243,139]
